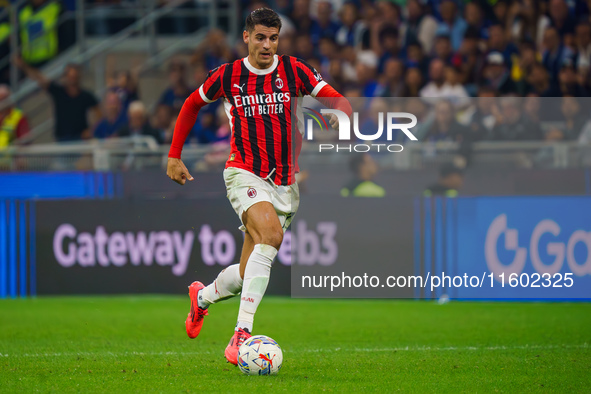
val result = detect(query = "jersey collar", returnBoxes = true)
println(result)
[243,55,278,75]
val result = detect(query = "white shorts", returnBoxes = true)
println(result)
[223,167,300,232]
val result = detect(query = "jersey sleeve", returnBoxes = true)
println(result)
[295,59,327,97]
[198,65,225,103]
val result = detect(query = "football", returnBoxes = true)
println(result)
[237,335,283,375]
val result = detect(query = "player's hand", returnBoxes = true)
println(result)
[326,113,339,130]
[166,157,194,185]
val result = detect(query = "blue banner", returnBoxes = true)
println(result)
[0,172,122,199]
[452,196,591,299]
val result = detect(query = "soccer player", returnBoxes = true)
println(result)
[166,8,352,365]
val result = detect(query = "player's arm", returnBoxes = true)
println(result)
[167,66,224,185]
[314,84,353,130]
[166,89,207,185]
[295,59,352,129]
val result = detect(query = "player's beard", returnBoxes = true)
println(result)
[256,49,275,68]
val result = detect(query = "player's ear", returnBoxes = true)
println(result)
[243,30,249,44]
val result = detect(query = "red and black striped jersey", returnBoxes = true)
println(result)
[198,55,327,186]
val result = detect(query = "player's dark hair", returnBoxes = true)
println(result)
[245,8,282,33]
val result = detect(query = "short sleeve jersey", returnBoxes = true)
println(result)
[198,55,326,186]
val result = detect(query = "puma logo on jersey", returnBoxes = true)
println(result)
[233,83,246,93]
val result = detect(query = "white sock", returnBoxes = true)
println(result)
[199,264,243,309]
[236,244,276,332]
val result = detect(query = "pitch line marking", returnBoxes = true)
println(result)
[0,344,588,358]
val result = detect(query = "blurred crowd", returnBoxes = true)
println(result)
[3,0,591,152]
[0,0,205,83]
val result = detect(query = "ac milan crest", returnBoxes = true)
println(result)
[247,188,257,198]
[275,78,284,89]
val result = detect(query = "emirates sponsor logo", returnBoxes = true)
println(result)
[234,92,290,107]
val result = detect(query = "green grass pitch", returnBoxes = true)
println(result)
[1,296,590,392]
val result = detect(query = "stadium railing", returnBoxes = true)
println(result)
[0,0,239,144]
[0,136,165,171]
[2,141,590,172]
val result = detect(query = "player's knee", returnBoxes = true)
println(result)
[261,229,283,250]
